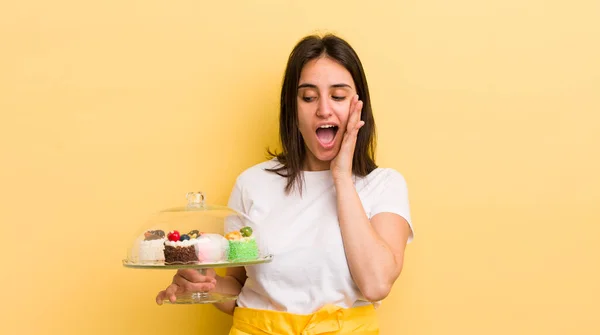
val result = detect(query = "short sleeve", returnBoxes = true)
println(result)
[370,169,414,243]
[224,178,248,234]
[227,178,245,214]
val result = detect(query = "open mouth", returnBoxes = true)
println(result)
[315,124,339,147]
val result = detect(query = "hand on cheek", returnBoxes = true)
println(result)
[331,95,364,182]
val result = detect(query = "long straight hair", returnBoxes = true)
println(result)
[267,34,377,194]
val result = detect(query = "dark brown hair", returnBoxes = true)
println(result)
[267,33,377,194]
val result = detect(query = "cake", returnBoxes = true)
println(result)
[195,233,229,263]
[225,226,259,261]
[135,227,260,264]
[164,230,199,264]
[138,230,166,262]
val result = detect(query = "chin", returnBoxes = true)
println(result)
[315,151,337,162]
[308,143,340,163]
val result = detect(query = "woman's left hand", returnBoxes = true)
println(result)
[331,94,364,183]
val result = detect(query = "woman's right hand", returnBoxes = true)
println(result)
[155,268,217,305]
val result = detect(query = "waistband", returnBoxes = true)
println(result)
[230,304,379,335]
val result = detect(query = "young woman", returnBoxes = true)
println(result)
[156,33,414,334]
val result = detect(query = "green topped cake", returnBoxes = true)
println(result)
[225,226,259,261]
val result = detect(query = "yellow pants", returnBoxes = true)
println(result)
[228,304,379,335]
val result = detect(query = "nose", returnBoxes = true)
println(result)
[316,97,333,118]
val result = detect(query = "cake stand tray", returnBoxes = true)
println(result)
[122,254,273,270]
[122,255,273,305]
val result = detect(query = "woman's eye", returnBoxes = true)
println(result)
[332,96,346,101]
[302,96,316,102]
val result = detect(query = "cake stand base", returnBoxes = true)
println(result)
[162,291,238,305]
[161,268,238,305]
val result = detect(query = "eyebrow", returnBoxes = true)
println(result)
[297,83,353,89]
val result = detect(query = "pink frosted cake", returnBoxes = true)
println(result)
[194,233,229,263]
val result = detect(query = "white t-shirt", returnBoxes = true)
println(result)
[225,158,413,315]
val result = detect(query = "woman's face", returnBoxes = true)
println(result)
[296,56,356,171]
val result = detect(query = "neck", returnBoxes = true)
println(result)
[303,152,330,171]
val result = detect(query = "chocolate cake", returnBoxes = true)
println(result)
[164,244,198,264]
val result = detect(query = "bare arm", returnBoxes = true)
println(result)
[329,95,411,301]
[335,177,411,302]
[213,266,247,315]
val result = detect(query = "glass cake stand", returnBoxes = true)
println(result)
[123,257,273,304]
[122,191,273,304]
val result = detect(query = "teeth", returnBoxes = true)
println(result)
[319,125,336,129]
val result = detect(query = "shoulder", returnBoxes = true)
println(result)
[227,158,283,210]
[234,158,283,190]
[365,167,408,189]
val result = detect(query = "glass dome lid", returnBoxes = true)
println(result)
[123,191,272,269]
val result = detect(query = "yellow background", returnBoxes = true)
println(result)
[1,0,599,334]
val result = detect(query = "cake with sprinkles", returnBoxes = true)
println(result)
[225,226,259,261]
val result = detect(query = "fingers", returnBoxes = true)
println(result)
[347,95,358,132]
[154,283,180,305]
[356,120,365,132]
[173,273,216,292]
[347,95,363,133]
[177,269,200,282]
[340,96,363,147]
[178,269,217,285]
[354,94,363,126]
[165,282,181,303]
[156,290,166,305]
[155,269,217,306]
[354,101,364,131]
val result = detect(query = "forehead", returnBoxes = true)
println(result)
[299,56,355,87]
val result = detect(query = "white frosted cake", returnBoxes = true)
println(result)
[138,230,166,262]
